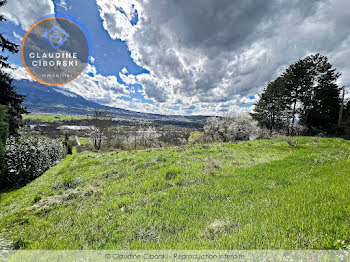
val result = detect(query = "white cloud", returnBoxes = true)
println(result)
[96,0,140,41]
[8,64,130,108]
[56,0,69,11]
[97,0,350,115]
[63,64,129,105]
[5,0,349,116]
[12,32,23,43]
[2,0,55,30]
[5,65,33,81]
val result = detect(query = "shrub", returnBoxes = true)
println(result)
[294,124,307,136]
[204,113,258,142]
[0,106,9,182]
[256,127,272,139]
[4,136,66,188]
[282,135,300,148]
[188,131,205,145]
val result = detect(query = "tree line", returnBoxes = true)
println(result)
[0,0,29,186]
[252,54,349,136]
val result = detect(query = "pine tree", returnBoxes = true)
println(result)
[0,105,8,180]
[0,0,28,136]
[300,54,341,133]
[341,99,350,138]
[282,57,314,133]
[254,54,341,135]
[344,100,350,120]
[253,77,290,131]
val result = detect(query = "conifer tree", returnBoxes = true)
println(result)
[0,0,28,136]
[253,54,341,135]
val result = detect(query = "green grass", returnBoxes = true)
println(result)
[0,137,350,250]
[77,137,90,146]
[23,114,87,122]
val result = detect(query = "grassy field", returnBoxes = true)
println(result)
[0,137,350,250]
[23,114,88,122]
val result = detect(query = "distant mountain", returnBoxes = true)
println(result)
[14,80,207,125]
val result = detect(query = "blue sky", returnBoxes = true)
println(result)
[3,0,159,112]
[2,0,349,115]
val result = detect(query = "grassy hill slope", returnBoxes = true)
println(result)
[1,138,350,249]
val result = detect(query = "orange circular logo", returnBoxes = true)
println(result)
[21,15,90,86]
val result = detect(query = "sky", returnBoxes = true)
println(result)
[1,0,350,115]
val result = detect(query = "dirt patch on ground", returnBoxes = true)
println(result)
[204,220,240,239]
[26,186,100,212]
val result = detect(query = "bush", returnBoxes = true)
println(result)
[294,124,307,136]
[204,113,258,142]
[282,135,300,148]
[0,106,9,182]
[4,136,66,188]
[256,127,272,139]
[188,131,205,145]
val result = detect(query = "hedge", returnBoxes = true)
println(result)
[0,105,9,184]
[4,136,66,188]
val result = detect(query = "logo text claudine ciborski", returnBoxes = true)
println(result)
[21,15,90,86]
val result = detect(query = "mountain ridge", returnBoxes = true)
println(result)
[14,79,207,123]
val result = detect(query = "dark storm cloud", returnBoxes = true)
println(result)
[95,0,350,113]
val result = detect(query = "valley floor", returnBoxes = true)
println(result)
[0,137,350,249]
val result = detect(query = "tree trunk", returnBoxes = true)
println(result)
[291,97,297,135]
[338,86,345,127]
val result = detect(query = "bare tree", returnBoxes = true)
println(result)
[138,126,160,148]
[88,110,112,150]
